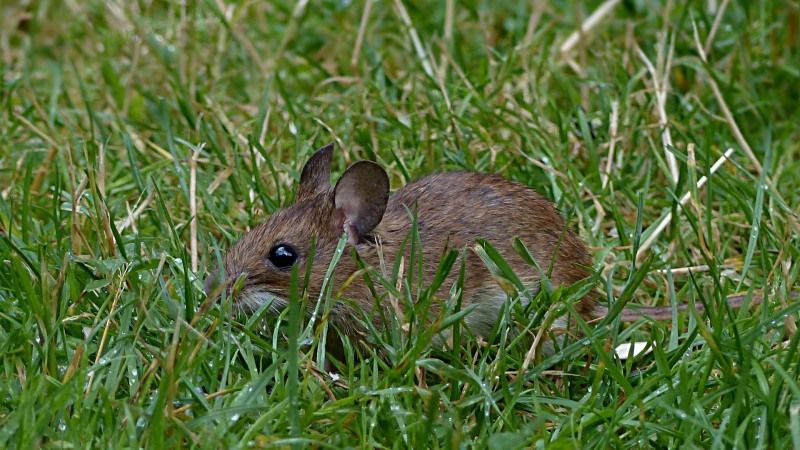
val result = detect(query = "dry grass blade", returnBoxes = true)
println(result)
[636,42,679,184]
[691,20,763,174]
[351,0,374,69]
[393,0,435,79]
[189,143,204,274]
[636,147,735,262]
[116,191,154,232]
[703,0,731,55]
[601,100,620,190]
[559,0,622,55]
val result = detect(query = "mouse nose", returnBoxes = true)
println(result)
[204,266,249,301]
[203,275,215,296]
[204,266,227,297]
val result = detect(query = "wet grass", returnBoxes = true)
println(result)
[1,0,799,448]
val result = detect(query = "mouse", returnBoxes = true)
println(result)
[205,143,783,360]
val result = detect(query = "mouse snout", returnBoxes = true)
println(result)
[203,271,217,295]
[204,262,250,303]
[203,263,231,294]
[203,265,226,297]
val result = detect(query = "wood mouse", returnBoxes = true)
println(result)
[206,143,778,358]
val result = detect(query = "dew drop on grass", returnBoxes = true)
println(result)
[230,413,241,423]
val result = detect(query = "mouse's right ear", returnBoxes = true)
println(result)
[334,161,389,245]
[296,143,334,202]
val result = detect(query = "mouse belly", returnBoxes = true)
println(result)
[429,281,571,356]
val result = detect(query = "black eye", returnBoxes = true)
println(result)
[268,244,298,269]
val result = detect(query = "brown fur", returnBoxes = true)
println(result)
[212,145,596,354]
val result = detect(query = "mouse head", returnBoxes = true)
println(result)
[206,143,390,314]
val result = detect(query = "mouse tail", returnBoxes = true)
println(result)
[590,303,681,322]
[591,303,693,322]
[591,291,783,322]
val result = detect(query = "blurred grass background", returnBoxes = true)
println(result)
[1,0,799,447]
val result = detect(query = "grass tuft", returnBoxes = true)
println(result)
[1,0,799,447]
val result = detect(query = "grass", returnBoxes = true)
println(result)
[1,0,799,447]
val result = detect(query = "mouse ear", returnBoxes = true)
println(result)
[334,161,389,244]
[296,143,334,202]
